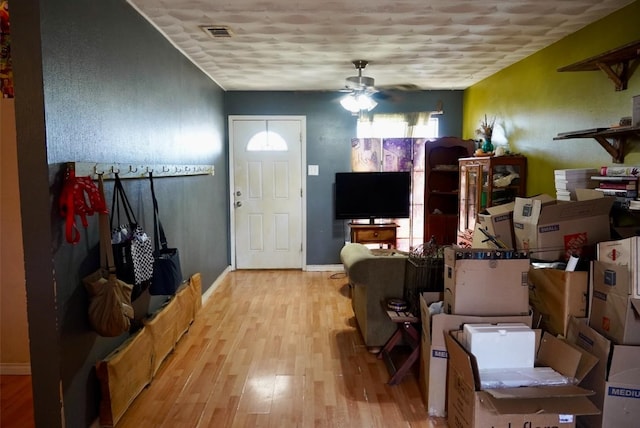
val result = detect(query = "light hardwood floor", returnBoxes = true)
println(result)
[2,270,447,427]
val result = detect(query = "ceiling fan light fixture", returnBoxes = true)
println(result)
[340,92,377,114]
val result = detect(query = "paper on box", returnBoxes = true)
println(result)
[418,293,532,417]
[513,195,613,261]
[528,267,588,336]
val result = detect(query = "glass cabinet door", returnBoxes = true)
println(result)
[459,162,483,237]
[458,155,527,247]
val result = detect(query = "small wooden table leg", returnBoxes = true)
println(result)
[378,318,420,385]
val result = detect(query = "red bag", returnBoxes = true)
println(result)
[59,165,107,244]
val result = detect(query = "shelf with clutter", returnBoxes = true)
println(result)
[553,125,640,164]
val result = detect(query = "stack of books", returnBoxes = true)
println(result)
[592,166,640,208]
[554,168,598,201]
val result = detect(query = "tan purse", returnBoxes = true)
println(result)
[83,175,134,337]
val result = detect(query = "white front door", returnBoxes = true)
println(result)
[230,116,305,269]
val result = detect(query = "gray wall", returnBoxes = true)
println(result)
[12,1,228,426]
[10,0,464,425]
[225,90,464,264]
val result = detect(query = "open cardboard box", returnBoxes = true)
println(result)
[445,327,600,427]
[565,316,640,428]
[513,194,613,262]
[528,266,588,337]
[418,293,532,417]
[472,201,516,249]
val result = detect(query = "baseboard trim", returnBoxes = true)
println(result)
[304,264,344,272]
[201,265,232,306]
[0,362,31,375]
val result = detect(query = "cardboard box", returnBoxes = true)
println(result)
[445,329,600,428]
[443,246,530,316]
[471,202,515,249]
[597,236,640,298]
[589,261,640,345]
[513,195,613,262]
[528,267,589,336]
[418,293,532,417]
[601,345,640,427]
[565,317,640,428]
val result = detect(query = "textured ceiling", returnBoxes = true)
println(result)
[127,0,635,91]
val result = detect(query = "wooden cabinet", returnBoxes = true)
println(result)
[349,223,398,248]
[458,155,527,246]
[424,137,475,246]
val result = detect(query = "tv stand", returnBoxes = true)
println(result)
[349,223,398,248]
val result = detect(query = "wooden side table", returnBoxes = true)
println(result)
[377,310,420,385]
[349,223,398,248]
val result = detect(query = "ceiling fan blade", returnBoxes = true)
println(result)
[375,83,421,91]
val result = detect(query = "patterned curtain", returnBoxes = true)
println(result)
[351,112,435,250]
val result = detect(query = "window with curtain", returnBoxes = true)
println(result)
[351,112,439,251]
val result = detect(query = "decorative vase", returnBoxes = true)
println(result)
[481,137,494,153]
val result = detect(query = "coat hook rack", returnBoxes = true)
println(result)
[70,162,215,179]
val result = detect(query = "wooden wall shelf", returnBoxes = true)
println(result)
[553,126,640,164]
[557,39,640,91]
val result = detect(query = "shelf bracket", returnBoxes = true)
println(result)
[596,58,640,91]
[557,39,640,92]
[592,135,624,164]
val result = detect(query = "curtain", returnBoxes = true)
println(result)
[352,111,436,250]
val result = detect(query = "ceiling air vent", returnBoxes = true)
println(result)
[200,25,233,38]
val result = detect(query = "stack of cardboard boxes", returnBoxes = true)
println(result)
[567,235,640,428]
[418,192,639,427]
[418,246,533,418]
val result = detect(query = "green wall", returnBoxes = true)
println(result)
[464,1,640,196]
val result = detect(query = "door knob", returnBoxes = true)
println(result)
[235,201,242,207]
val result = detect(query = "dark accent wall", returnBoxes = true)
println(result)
[11,1,228,426]
[225,90,464,264]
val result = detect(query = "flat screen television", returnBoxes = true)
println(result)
[334,171,411,223]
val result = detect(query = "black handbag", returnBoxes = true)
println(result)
[110,173,154,300]
[148,172,183,295]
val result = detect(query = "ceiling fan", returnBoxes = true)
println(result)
[339,60,420,114]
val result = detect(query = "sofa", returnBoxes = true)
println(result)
[340,243,408,348]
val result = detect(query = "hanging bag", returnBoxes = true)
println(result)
[59,163,108,244]
[110,173,154,299]
[83,175,134,337]
[148,172,183,295]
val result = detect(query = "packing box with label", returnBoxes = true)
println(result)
[597,236,640,298]
[513,195,613,261]
[471,202,515,249]
[445,328,600,428]
[528,267,589,336]
[443,246,530,316]
[566,317,640,428]
[589,260,640,345]
[601,345,640,428]
[418,293,532,417]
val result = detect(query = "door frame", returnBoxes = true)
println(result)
[228,115,307,270]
